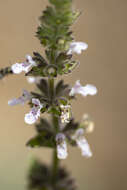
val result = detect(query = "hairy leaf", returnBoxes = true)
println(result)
[26,131,55,148]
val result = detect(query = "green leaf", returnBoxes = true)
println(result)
[58,98,68,105]
[36,79,49,96]
[62,60,80,74]
[55,80,69,97]
[28,160,50,190]
[56,52,72,64]
[31,92,49,103]
[48,107,61,116]
[26,131,55,148]
[35,118,52,133]
[25,66,46,77]
[63,119,79,133]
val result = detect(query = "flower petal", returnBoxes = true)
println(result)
[27,76,42,84]
[8,90,31,106]
[26,55,36,65]
[72,128,92,158]
[32,98,41,106]
[11,63,23,74]
[82,84,97,96]
[70,80,97,97]
[8,98,23,106]
[57,142,68,159]
[77,138,92,158]
[68,41,88,54]
[27,77,36,83]
[24,112,37,125]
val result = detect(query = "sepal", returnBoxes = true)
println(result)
[33,52,48,66]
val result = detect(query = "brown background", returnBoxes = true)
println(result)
[0,0,127,189]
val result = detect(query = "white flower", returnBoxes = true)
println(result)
[56,133,68,159]
[77,137,92,157]
[72,128,92,158]
[69,80,97,97]
[27,76,42,84]
[68,42,88,55]
[24,112,37,125]
[32,98,42,107]
[11,55,36,74]
[11,63,23,74]
[24,98,43,125]
[27,77,36,83]
[8,90,31,106]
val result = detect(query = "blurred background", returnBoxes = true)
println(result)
[0,0,127,189]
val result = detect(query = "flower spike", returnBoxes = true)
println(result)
[0,0,98,188]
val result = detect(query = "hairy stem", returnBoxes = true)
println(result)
[52,148,59,185]
[51,112,59,186]
[48,77,59,186]
[48,77,54,103]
